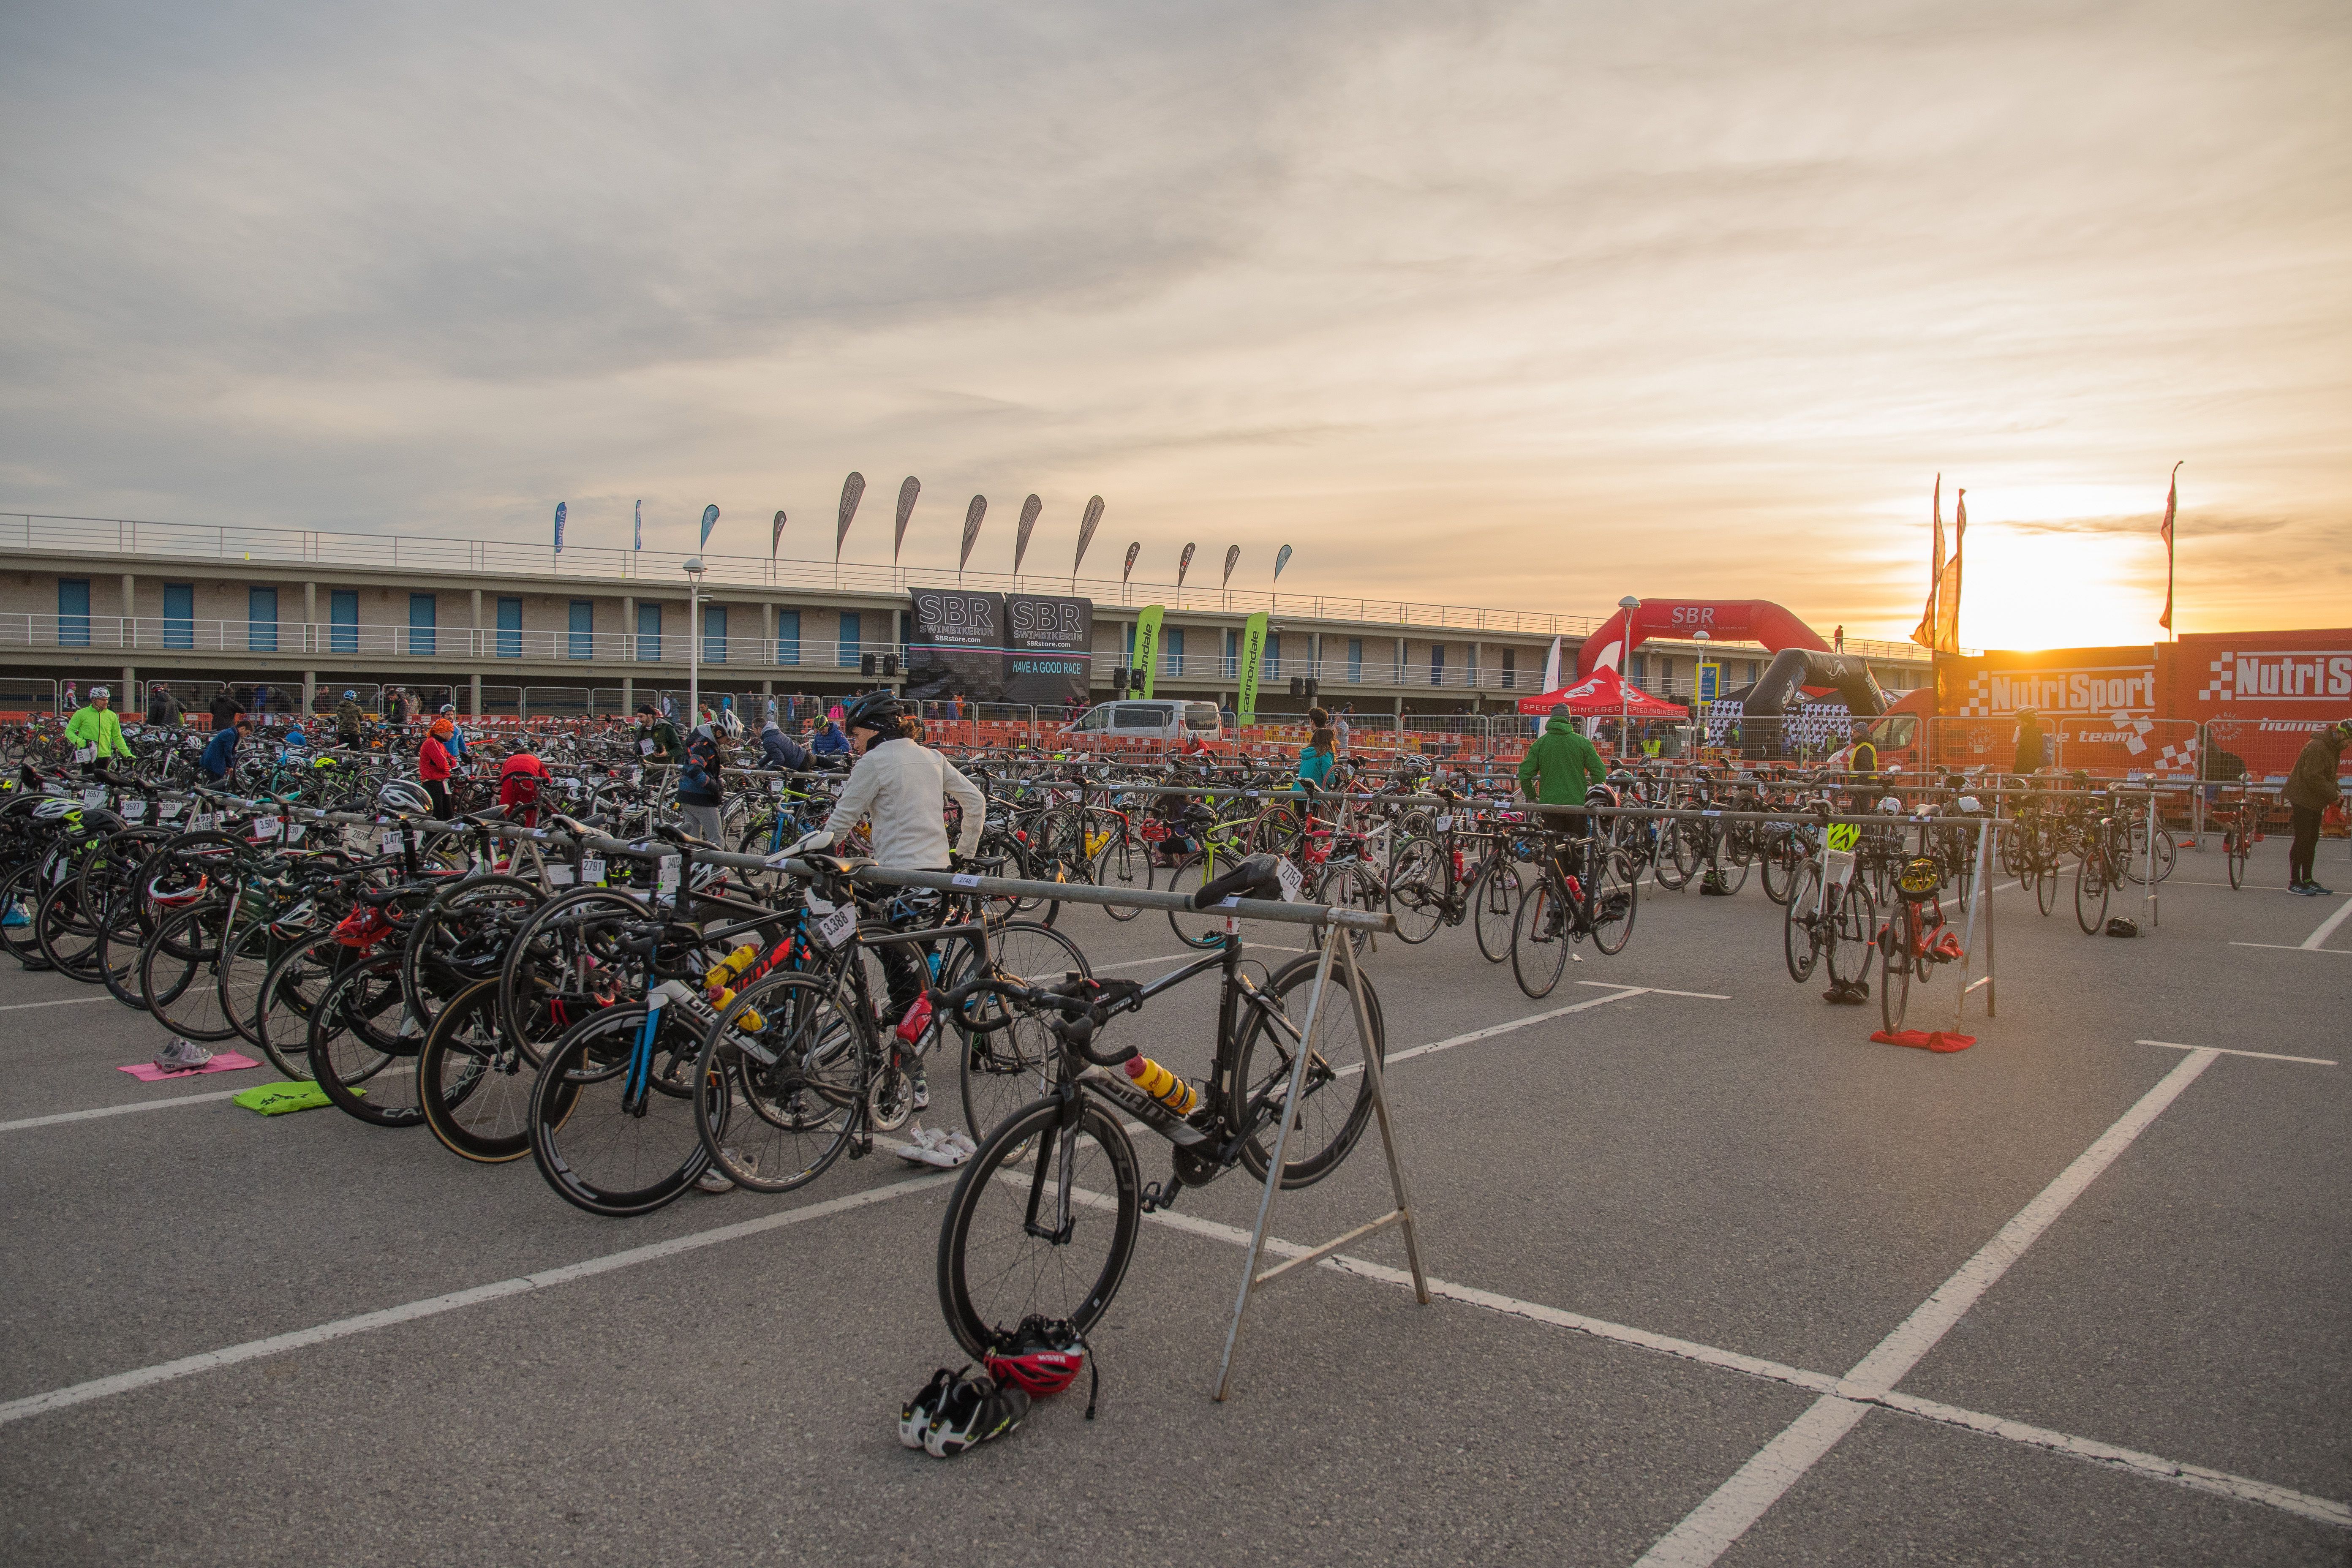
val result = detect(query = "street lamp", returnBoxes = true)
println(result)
[683,557,707,729]
[1617,595,1640,759]
[1692,627,1712,752]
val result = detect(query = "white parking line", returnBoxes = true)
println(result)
[2227,942,2352,954]
[1576,980,1733,1000]
[2301,896,2352,950]
[0,1171,955,1428]
[0,1087,253,1134]
[1633,1046,2223,1566]
[0,995,117,1013]
[2137,1039,2336,1067]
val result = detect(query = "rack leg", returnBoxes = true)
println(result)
[1341,934,1429,1302]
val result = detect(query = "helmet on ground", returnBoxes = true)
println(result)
[842,690,906,733]
[983,1316,1086,1398]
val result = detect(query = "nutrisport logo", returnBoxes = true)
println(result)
[1957,666,2155,719]
[2195,649,2352,705]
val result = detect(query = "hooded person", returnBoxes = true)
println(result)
[419,714,457,819]
[2012,708,2047,775]
[2284,719,2350,895]
[759,717,810,773]
[1517,702,1608,888]
[335,690,365,746]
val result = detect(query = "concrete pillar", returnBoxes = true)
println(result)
[469,588,482,662]
[121,574,135,650]
[762,603,775,666]
[622,675,633,713]
[302,671,316,711]
[622,596,635,662]
[303,582,317,656]
[471,673,482,719]
[124,665,136,706]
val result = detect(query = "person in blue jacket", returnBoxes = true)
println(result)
[1297,707,1337,789]
[811,716,850,757]
[199,718,248,782]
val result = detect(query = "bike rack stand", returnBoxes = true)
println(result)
[1213,921,1430,1401]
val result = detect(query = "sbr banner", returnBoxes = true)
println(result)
[1003,593,1092,708]
[906,588,1092,705]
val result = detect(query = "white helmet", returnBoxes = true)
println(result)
[90,686,110,700]
[1877,795,1905,815]
[376,779,432,814]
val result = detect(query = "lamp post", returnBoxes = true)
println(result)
[1692,627,1712,754]
[1617,595,1640,760]
[683,557,707,729]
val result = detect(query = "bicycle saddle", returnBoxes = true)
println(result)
[651,822,719,851]
[801,852,874,875]
[1187,854,1284,910]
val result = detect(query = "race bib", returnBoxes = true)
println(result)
[580,856,605,885]
[816,904,857,948]
[81,788,105,808]
[122,800,147,820]
[1275,858,1304,902]
[638,738,655,755]
[1433,814,1453,832]
[545,863,574,886]
[75,745,96,763]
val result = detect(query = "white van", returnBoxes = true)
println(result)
[1061,699,1222,741]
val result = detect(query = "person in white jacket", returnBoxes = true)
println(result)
[819,689,985,1111]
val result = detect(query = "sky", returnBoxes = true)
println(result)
[3,0,2347,650]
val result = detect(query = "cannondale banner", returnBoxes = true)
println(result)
[905,588,1092,705]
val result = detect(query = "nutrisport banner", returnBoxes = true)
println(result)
[1947,647,2159,720]
[2164,630,2352,722]
[904,589,1092,705]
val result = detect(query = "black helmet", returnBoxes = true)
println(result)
[842,690,906,732]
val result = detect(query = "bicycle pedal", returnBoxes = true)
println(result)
[1139,1179,1180,1215]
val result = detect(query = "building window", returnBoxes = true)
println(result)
[408,593,436,657]
[1165,626,1184,675]
[1348,638,1363,683]
[58,579,90,647]
[838,611,862,667]
[250,587,279,653]
[568,599,592,660]
[776,610,801,666]
[496,596,522,658]
[1264,633,1280,682]
[329,589,357,653]
[636,601,661,661]
[1630,653,1647,686]
[1502,647,1516,689]
[1429,644,1445,686]
[1223,628,1239,679]
[164,583,195,650]
[703,604,728,664]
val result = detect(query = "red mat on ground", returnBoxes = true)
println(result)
[117,1051,261,1082]
[1870,1029,1975,1053]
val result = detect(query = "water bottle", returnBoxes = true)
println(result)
[707,986,765,1033]
[1124,1055,1198,1116]
[895,993,934,1046]
[704,943,759,991]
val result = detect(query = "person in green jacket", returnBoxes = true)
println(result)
[1519,705,1607,890]
[2284,718,2349,896]
[65,685,134,776]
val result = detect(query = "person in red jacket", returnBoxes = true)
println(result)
[419,715,457,819]
[498,749,551,828]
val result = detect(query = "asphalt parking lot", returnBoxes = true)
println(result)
[3,835,2347,1567]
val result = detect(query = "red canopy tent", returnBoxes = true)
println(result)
[1515,665,1687,717]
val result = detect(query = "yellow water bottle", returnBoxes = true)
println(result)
[707,985,764,1033]
[1124,1055,1198,1116]
[705,944,759,991]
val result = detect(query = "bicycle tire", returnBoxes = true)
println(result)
[309,953,425,1127]
[35,876,105,981]
[1092,832,1143,921]
[419,978,560,1162]
[1825,879,1876,991]
[1879,928,1910,1033]
[1165,855,1225,949]
[936,1096,1140,1361]
[1231,949,1386,1186]
[2226,827,2247,890]
[1784,862,1823,983]
[694,973,864,1193]
[529,1001,716,1217]
[252,933,354,1079]
[947,921,1092,1148]
[1384,835,1448,945]
[2074,853,2109,935]
[1510,875,1570,999]
[1471,861,1519,964]
[140,903,239,1040]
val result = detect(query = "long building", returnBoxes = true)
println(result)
[0,512,1930,718]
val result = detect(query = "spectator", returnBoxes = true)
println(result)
[1220,701,1238,732]
[438,704,468,762]
[811,714,850,757]
[1298,707,1337,789]
[145,682,183,727]
[65,685,134,776]
[63,681,77,713]
[759,716,810,772]
[2284,719,2349,896]
[198,717,249,782]
[1833,624,1845,653]
[2012,708,2047,775]
[418,716,457,819]
[335,690,365,747]
[676,712,729,844]
[633,702,681,767]
[1335,704,1352,752]
[498,749,551,828]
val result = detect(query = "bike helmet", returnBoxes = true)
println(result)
[920,1367,1029,1458]
[376,779,432,814]
[1877,795,1904,814]
[145,865,210,909]
[983,1315,1089,1398]
[716,708,744,738]
[31,797,79,821]
[841,690,906,732]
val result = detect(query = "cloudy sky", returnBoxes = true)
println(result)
[4,0,2346,647]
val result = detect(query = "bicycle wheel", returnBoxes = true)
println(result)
[1825,879,1876,992]
[403,876,544,1037]
[529,1002,717,1217]
[1656,820,1700,891]
[1760,834,1798,906]
[1385,835,1448,945]
[419,979,555,1162]
[1231,949,1386,1186]
[1879,926,1911,1033]
[499,886,648,1063]
[1708,831,1750,894]
[2226,825,2247,890]
[1165,855,1225,949]
[694,973,866,1193]
[1588,849,1639,956]
[936,1096,1140,1360]
[2034,853,2059,917]
[253,933,352,1079]
[0,861,50,969]
[309,954,425,1127]
[141,903,240,1041]
[1783,862,1823,982]
[1091,832,1143,922]
[1471,861,1519,964]
[35,877,105,980]
[947,921,1091,1148]
[1511,874,1569,999]
[2074,853,2109,934]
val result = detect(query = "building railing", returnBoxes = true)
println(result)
[0,510,1905,656]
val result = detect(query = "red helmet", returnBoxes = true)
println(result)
[983,1316,1086,1399]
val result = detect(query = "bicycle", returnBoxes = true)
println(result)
[1877,853,1964,1032]
[1509,818,1638,998]
[1782,818,1877,990]
[931,856,1384,1358]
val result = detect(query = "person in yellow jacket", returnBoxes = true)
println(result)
[65,685,134,776]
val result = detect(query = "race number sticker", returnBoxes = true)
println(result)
[1824,848,1857,891]
[381,829,402,853]
[81,788,105,808]
[1433,814,1453,832]
[75,745,96,764]
[122,800,147,820]
[192,813,215,832]
[639,738,655,756]
[252,817,280,839]
[816,904,858,948]
[283,822,306,844]
[951,872,981,889]
[159,801,182,820]
[580,856,605,885]
[1275,858,1304,903]
[546,863,574,886]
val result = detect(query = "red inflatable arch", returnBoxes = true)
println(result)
[1576,599,1829,680]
